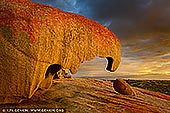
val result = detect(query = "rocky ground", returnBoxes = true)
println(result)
[0,78,170,113]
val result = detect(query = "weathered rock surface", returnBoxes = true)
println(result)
[0,0,121,103]
[0,78,169,113]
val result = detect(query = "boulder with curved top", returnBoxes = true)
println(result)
[0,0,121,104]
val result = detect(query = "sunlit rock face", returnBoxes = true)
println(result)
[0,0,121,104]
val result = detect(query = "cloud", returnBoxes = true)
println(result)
[121,33,170,75]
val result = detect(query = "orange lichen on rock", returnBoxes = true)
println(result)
[0,0,121,104]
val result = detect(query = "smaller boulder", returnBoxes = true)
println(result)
[113,79,136,96]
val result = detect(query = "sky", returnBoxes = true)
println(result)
[31,0,170,79]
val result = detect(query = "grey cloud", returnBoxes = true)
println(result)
[123,33,170,59]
